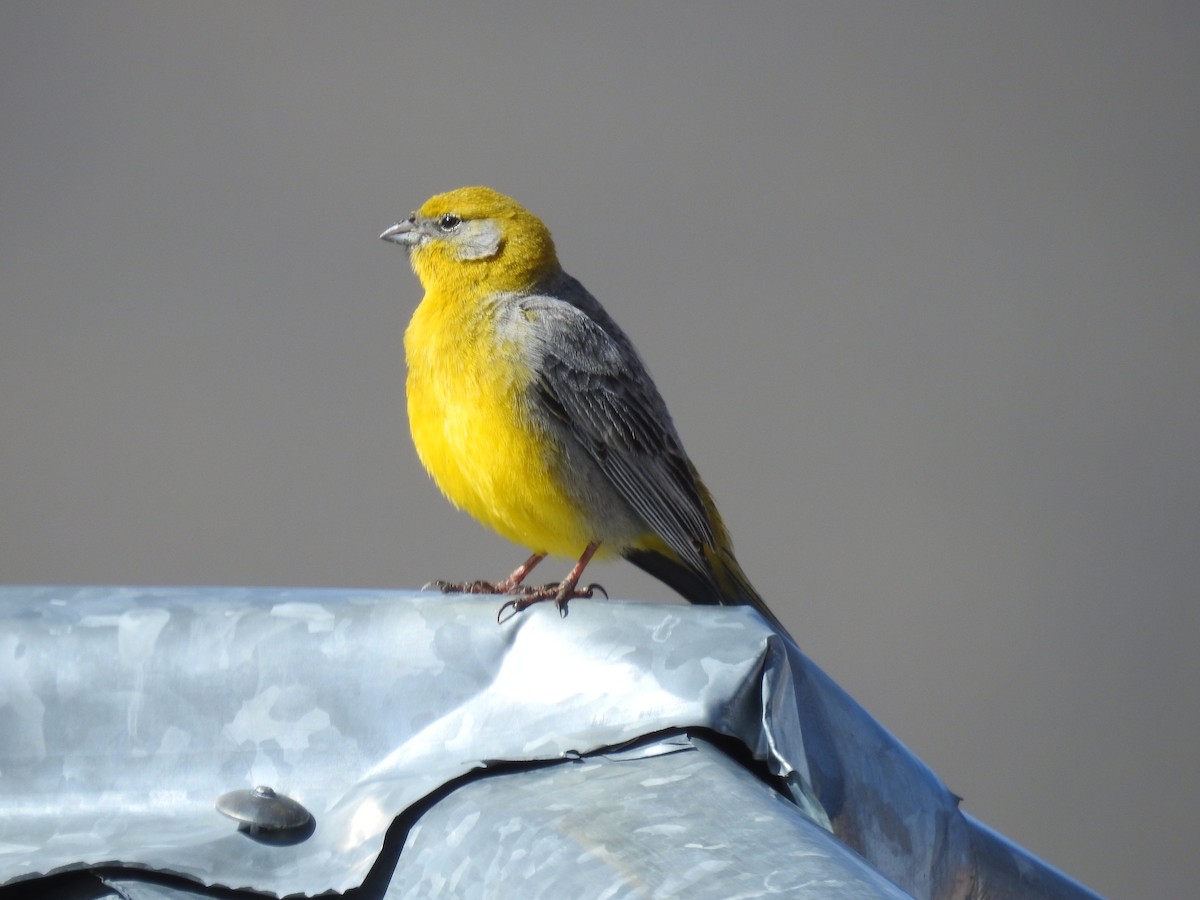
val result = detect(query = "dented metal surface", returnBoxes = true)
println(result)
[0,586,1102,899]
[0,587,817,896]
[389,734,912,899]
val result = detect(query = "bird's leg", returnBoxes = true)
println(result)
[497,541,606,622]
[497,552,548,591]
[424,552,546,595]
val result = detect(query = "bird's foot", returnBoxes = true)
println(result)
[496,582,608,623]
[422,579,514,595]
[423,552,549,597]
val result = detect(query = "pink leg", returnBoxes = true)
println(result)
[425,552,546,596]
[497,552,547,591]
[497,541,607,621]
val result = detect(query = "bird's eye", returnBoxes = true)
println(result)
[437,214,461,232]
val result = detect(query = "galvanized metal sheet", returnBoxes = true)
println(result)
[387,734,911,899]
[0,587,817,896]
[0,586,1103,899]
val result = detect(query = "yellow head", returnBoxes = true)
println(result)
[380,186,559,297]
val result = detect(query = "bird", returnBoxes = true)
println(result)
[381,186,785,632]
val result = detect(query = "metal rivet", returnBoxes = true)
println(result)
[216,785,312,832]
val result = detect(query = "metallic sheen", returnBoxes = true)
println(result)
[215,785,312,832]
[0,586,1102,898]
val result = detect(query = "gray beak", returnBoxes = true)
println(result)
[380,219,418,246]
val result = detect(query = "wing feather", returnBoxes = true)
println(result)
[510,288,715,576]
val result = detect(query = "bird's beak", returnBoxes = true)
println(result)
[380,219,419,247]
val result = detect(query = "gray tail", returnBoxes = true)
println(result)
[623,547,791,638]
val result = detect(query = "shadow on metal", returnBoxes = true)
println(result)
[0,586,1103,899]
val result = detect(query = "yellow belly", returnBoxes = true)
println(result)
[405,293,597,559]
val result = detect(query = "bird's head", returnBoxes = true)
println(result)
[381,186,559,296]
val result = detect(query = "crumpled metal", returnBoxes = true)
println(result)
[0,586,1104,899]
[0,587,824,897]
[387,733,911,899]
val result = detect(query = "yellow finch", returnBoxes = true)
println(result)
[381,186,782,631]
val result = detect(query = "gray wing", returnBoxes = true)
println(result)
[507,287,715,574]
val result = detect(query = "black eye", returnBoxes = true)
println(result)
[437,214,461,232]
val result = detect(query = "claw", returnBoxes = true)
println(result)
[442,542,606,624]
[496,597,521,624]
[495,579,608,622]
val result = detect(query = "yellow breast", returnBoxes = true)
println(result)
[404,289,595,558]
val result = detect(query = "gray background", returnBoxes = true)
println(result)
[2,3,1196,896]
